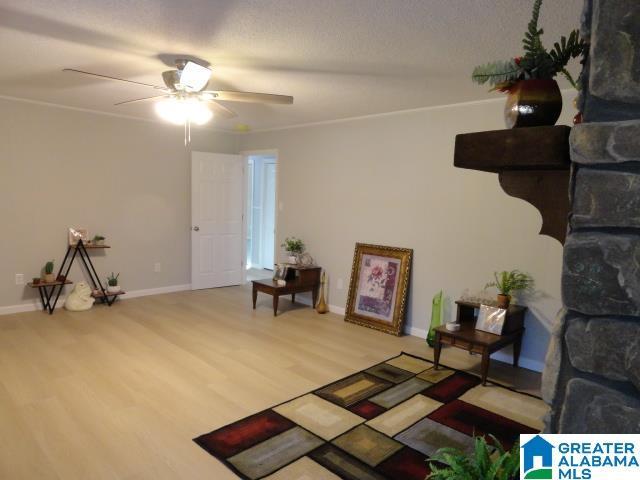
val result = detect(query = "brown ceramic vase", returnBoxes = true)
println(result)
[504,79,562,128]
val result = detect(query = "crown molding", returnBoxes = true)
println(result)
[0,94,239,134]
[248,88,577,134]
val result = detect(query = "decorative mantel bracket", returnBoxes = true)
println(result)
[454,125,571,244]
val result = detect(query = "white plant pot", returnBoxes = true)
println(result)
[107,285,120,294]
[287,255,298,264]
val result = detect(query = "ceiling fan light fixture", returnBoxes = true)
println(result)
[179,61,212,92]
[155,97,213,126]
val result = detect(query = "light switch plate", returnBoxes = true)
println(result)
[15,273,24,285]
[154,263,161,273]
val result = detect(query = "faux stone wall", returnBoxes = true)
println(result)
[543,0,640,433]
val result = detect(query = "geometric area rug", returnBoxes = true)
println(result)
[194,352,546,479]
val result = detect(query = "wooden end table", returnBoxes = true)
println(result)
[252,265,321,316]
[433,300,527,385]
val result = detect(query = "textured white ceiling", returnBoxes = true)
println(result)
[0,0,584,131]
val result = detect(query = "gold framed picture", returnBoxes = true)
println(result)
[345,243,413,336]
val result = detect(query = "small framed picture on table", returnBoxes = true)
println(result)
[475,304,507,335]
[68,227,88,246]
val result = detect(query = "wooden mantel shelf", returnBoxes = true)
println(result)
[454,125,571,244]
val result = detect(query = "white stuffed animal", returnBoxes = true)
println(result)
[64,282,95,311]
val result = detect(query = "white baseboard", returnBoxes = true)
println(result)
[0,284,192,316]
[123,284,191,299]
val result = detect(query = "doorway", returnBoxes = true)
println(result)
[245,153,277,282]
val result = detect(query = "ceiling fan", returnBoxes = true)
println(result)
[63,59,293,141]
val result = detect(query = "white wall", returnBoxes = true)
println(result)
[240,93,576,371]
[0,97,238,311]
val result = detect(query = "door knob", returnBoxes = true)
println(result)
[193,226,200,231]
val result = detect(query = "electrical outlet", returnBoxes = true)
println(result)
[154,262,161,273]
[15,273,24,285]
[336,278,344,290]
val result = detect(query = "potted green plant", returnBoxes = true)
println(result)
[486,270,533,308]
[43,260,55,284]
[106,272,120,293]
[471,0,586,128]
[428,435,520,480]
[93,235,106,246]
[281,237,305,264]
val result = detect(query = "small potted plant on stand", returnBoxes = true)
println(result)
[281,237,305,264]
[93,235,106,246]
[106,272,120,293]
[43,261,55,284]
[486,270,533,308]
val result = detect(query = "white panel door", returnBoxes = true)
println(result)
[191,152,244,290]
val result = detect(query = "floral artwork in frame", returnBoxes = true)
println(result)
[345,243,413,336]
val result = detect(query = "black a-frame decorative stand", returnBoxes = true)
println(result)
[29,239,124,314]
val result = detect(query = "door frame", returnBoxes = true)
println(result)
[240,149,279,285]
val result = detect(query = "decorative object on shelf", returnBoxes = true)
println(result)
[43,260,55,283]
[427,290,443,347]
[32,277,41,285]
[316,271,329,314]
[56,274,66,282]
[572,97,583,125]
[345,243,413,336]
[106,272,120,293]
[68,227,89,246]
[273,264,289,283]
[485,270,533,308]
[445,322,461,332]
[92,235,106,246]
[429,435,520,480]
[471,0,586,128]
[475,304,507,335]
[297,252,315,267]
[281,237,305,264]
[64,282,95,311]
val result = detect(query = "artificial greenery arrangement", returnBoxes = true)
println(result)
[107,272,120,287]
[471,0,586,91]
[281,237,305,254]
[93,235,105,242]
[486,270,534,297]
[427,435,520,480]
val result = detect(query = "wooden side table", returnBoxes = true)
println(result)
[252,265,321,316]
[433,300,527,385]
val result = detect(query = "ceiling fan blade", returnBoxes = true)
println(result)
[114,94,170,106]
[202,90,293,105]
[205,100,237,119]
[63,68,168,90]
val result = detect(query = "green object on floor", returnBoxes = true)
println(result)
[427,290,443,347]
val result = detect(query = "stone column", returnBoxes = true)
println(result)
[542,0,640,433]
